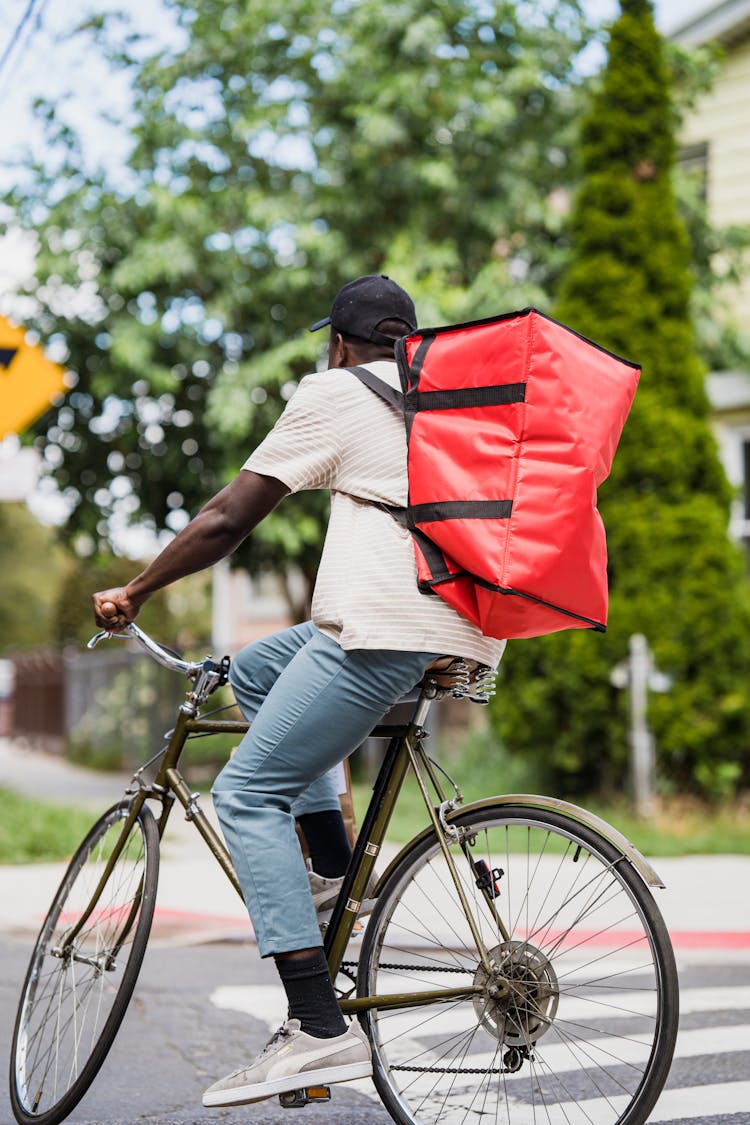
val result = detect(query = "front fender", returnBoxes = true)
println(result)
[376,793,664,894]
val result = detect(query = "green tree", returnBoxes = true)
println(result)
[51,554,176,647]
[490,0,750,801]
[6,0,592,615]
[0,504,68,653]
[0,504,179,652]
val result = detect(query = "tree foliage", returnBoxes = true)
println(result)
[0,504,68,654]
[6,0,592,614]
[0,502,178,652]
[489,0,750,801]
[51,554,176,647]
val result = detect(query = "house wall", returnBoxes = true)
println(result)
[680,34,750,324]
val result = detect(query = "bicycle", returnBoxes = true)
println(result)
[9,622,679,1125]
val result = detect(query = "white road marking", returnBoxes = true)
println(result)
[208,983,750,1118]
[548,1081,750,1125]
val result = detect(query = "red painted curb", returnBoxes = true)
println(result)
[148,911,750,950]
[668,930,750,949]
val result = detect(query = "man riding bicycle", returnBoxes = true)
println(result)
[92,274,503,1107]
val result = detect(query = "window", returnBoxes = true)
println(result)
[678,140,709,201]
[711,421,750,554]
[742,438,750,541]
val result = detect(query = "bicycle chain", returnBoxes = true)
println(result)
[391,1065,508,1074]
[341,960,529,1077]
[341,961,471,975]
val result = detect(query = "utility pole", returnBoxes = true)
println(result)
[610,634,672,818]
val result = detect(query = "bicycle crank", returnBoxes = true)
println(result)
[472,939,559,1050]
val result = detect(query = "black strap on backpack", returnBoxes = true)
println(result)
[345,364,404,411]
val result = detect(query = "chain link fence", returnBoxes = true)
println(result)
[11,646,185,769]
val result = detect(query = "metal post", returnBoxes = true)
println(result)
[211,558,234,653]
[629,634,656,819]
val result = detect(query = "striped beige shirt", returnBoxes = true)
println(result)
[244,360,505,667]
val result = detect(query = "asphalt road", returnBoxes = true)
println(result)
[3,936,750,1125]
[0,937,390,1125]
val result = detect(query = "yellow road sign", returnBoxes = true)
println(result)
[0,317,67,441]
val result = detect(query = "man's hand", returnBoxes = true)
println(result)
[92,587,144,631]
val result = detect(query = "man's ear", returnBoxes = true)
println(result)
[328,330,347,367]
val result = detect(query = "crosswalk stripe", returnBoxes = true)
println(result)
[210,984,287,1026]
[208,983,750,1118]
[210,982,750,1024]
[479,1080,750,1125]
[674,983,750,1014]
[672,1022,750,1056]
[637,1080,750,1122]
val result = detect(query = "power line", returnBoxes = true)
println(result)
[0,0,51,93]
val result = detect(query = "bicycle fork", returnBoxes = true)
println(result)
[50,794,151,972]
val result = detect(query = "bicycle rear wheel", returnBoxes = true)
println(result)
[358,803,678,1125]
[10,799,159,1125]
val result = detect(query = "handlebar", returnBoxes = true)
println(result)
[87,622,204,678]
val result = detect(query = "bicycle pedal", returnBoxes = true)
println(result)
[318,915,367,936]
[278,1085,331,1108]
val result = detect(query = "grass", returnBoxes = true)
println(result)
[587,796,750,857]
[350,765,750,850]
[5,725,750,863]
[0,788,96,865]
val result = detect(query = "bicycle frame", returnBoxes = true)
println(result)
[12,620,680,1125]
[171,703,496,1014]
[178,702,498,1011]
[72,624,663,1024]
[63,628,502,1017]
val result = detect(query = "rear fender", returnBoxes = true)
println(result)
[374,793,664,894]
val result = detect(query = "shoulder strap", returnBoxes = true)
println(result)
[346,365,404,413]
[345,365,409,529]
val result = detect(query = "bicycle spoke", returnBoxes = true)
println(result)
[360,805,677,1125]
[11,802,158,1124]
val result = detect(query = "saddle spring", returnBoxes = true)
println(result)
[425,658,498,705]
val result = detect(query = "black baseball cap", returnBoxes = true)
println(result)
[309,275,416,345]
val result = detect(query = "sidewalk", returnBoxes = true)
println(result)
[2,736,750,953]
[0,736,253,945]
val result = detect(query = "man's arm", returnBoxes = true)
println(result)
[92,470,290,630]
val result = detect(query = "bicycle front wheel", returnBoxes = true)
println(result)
[358,803,678,1125]
[10,800,159,1125]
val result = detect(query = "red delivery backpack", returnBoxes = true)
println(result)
[349,307,640,641]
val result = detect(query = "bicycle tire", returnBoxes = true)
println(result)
[358,802,678,1125]
[10,799,159,1125]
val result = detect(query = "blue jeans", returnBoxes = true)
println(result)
[212,622,440,956]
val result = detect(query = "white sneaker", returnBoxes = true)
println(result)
[308,870,345,913]
[201,1018,372,1107]
[308,869,378,921]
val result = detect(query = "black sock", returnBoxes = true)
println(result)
[275,949,347,1038]
[297,809,352,878]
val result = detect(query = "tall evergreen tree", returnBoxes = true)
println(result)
[490,0,750,800]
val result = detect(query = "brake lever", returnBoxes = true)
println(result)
[86,626,134,650]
